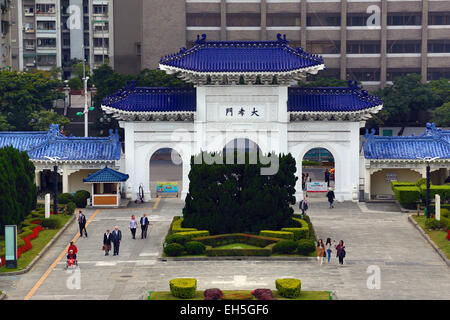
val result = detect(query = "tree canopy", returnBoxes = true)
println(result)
[0,70,68,131]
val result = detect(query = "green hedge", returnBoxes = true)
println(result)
[164,243,185,257]
[176,230,210,240]
[58,193,75,205]
[273,240,297,254]
[393,186,421,209]
[391,181,416,189]
[172,217,198,234]
[419,184,450,201]
[73,190,90,208]
[259,230,294,240]
[275,278,301,299]
[297,239,316,255]
[41,216,62,229]
[185,241,206,255]
[169,278,197,299]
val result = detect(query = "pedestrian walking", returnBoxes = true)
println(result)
[302,173,306,191]
[336,240,346,265]
[299,196,308,215]
[325,238,335,264]
[111,226,122,256]
[129,215,137,239]
[78,210,88,237]
[316,239,325,267]
[68,241,78,255]
[140,213,149,239]
[326,187,335,209]
[325,169,330,187]
[103,229,112,256]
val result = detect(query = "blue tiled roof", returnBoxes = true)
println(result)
[0,124,121,161]
[363,123,450,160]
[288,81,383,112]
[102,85,196,113]
[159,34,324,73]
[83,167,129,183]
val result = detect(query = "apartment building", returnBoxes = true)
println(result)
[141,0,450,90]
[1,0,114,78]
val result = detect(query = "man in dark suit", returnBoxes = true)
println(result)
[103,229,112,256]
[111,226,122,256]
[140,213,149,239]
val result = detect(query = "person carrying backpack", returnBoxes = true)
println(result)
[326,188,335,209]
[299,196,309,215]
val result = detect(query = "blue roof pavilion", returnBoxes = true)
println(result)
[83,167,129,183]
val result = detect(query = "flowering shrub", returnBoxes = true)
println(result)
[251,289,274,300]
[204,288,223,300]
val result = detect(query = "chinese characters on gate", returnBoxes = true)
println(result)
[226,107,260,117]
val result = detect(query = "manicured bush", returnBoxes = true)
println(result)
[420,185,450,201]
[172,217,197,233]
[273,240,298,254]
[166,233,191,246]
[185,241,206,255]
[204,288,223,300]
[193,233,279,248]
[58,193,75,205]
[393,186,421,209]
[64,202,76,215]
[391,181,416,189]
[73,190,90,208]
[252,289,274,300]
[297,239,316,255]
[41,216,61,229]
[275,278,301,298]
[281,228,308,240]
[164,243,185,257]
[176,230,210,241]
[169,278,197,299]
[259,230,294,240]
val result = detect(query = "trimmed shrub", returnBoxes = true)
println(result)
[259,230,294,240]
[164,243,185,257]
[273,240,298,254]
[297,239,316,255]
[185,241,206,255]
[41,216,61,229]
[58,193,75,205]
[73,190,90,208]
[169,278,197,299]
[204,288,223,300]
[420,184,450,201]
[166,233,190,246]
[176,230,210,241]
[393,186,421,209]
[281,228,309,240]
[205,247,272,257]
[64,202,76,215]
[275,278,301,299]
[193,233,279,248]
[252,289,274,300]
[391,181,416,189]
[172,217,197,233]
[424,218,447,230]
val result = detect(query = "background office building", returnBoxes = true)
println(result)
[0,0,114,78]
[141,0,450,90]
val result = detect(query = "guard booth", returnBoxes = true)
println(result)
[83,167,129,207]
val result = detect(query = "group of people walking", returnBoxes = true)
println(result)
[316,238,346,266]
[102,213,150,256]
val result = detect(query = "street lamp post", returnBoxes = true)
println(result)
[76,54,94,136]
[418,157,440,219]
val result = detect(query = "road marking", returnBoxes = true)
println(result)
[153,197,161,210]
[24,209,101,300]
[211,275,267,287]
[139,252,159,257]
[95,261,117,267]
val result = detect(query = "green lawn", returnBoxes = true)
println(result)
[412,215,450,259]
[215,243,262,250]
[149,290,330,300]
[0,214,72,273]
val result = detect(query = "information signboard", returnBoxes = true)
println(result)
[156,182,179,197]
[306,182,328,192]
[5,225,17,268]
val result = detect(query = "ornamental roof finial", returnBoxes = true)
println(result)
[196,34,207,45]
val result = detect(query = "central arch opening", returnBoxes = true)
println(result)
[149,148,182,198]
[302,147,335,197]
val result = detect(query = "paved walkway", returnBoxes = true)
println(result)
[0,198,449,300]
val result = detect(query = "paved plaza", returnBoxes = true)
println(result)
[0,198,449,300]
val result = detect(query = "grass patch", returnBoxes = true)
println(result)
[149,290,329,300]
[0,214,72,273]
[412,215,450,259]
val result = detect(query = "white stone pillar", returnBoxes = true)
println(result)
[62,166,70,193]
[435,194,441,221]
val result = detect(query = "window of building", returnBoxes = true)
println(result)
[36,4,56,14]
[37,21,56,31]
[266,13,300,27]
[427,68,450,81]
[347,41,380,54]
[428,12,450,25]
[306,68,340,81]
[307,14,341,27]
[428,40,450,53]
[387,40,421,53]
[94,38,109,48]
[307,41,340,54]
[186,13,220,27]
[387,13,421,26]
[93,5,108,15]
[37,38,56,47]
[37,54,56,66]
[347,15,366,26]
[386,69,420,81]
[227,13,261,27]
[347,69,380,81]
